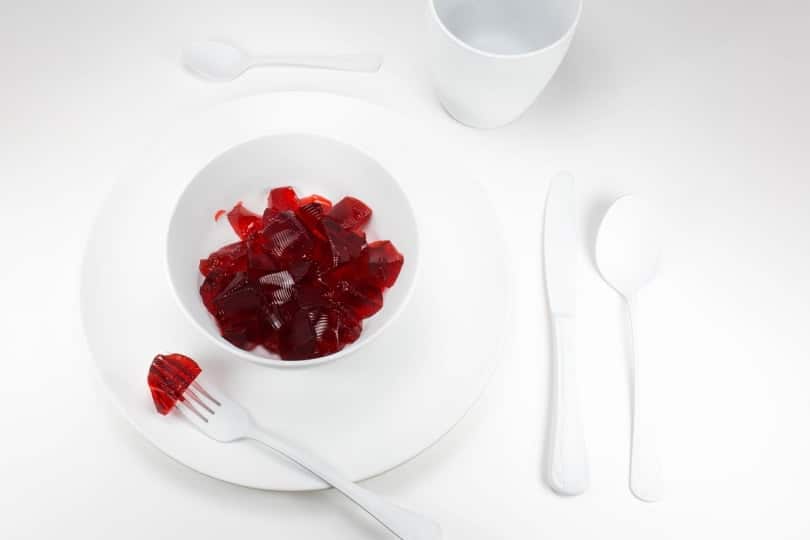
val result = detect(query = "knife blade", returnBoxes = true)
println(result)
[544,173,576,316]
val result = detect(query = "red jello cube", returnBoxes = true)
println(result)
[293,276,333,312]
[323,217,366,267]
[262,206,279,226]
[260,301,287,332]
[365,240,404,288]
[245,237,280,278]
[311,309,339,356]
[296,195,333,241]
[214,273,263,315]
[268,186,299,212]
[200,268,233,313]
[328,305,363,349]
[227,202,262,240]
[258,269,298,306]
[278,309,319,359]
[213,273,265,350]
[148,353,201,415]
[328,196,372,231]
[288,260,314,282]
[295,201,328,242]
[298,194,333,213]
[307,304,361,357]
[199,241,248,276]
[219,320,260,350]
[333,279,383,319]
[262,211,315,263]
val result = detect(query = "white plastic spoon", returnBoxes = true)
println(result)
[595,195,664,502]
[182,41,383,81]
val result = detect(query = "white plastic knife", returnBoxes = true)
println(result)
[543,172,589,496]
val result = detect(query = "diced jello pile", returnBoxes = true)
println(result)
[148,353,202,414]
[199,187,404,360]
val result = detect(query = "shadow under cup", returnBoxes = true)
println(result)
[428,0,582,128]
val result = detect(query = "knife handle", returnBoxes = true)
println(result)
[548,315,589,495]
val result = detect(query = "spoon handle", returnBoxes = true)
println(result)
[251,54,382,72]
[627,297,664,502]
[547,315,589,495]
[247,427,441,540]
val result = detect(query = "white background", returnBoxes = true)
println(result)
[2,1,809,538]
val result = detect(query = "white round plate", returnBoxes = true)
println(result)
[81,92,510,491]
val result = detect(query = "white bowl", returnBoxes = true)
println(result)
[166,132,420,367]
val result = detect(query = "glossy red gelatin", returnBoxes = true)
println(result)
[227,202,262,240]
[148,353,201,414]
[328,196,372,232]
[199,187,404,360]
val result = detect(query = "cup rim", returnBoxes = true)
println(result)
[428,0,583,60]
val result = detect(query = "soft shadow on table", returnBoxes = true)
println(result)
[583,193,617,274]
[99,407,383,538]
[523,29,609,129]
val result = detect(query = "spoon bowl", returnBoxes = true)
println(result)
[183,41,250,81]
[595,195,661,299]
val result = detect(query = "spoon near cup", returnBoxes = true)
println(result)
[182,40,383,81]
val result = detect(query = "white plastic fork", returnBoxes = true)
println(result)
[176,374,442,540]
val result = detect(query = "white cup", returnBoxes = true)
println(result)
[427,0,582,128]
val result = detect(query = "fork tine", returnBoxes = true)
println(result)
[178,398,208,422]
[192,381,221,406]
[185,388,215,415]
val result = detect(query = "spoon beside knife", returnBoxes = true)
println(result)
[596,195,664,502]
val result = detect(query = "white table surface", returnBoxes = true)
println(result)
[2,1,809,538]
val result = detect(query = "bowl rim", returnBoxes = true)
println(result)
[165,131,422,368]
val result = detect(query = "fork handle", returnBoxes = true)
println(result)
[248,428,442,540]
